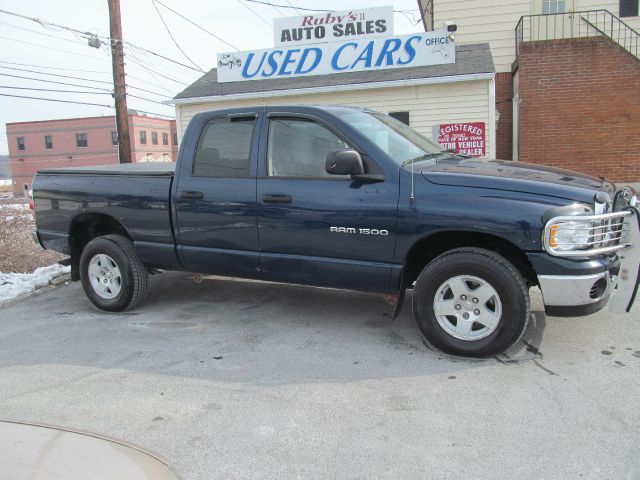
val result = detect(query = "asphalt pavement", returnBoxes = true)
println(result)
[0,272,638,480]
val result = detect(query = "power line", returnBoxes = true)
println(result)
[0,59,177,97]
[0,57,186,88]
[128,92,173,105]
[0,35,111,61]
[151,0,204,73]
[0,59,110,74]
[0,19,90,46]
[0,93,113,108]
[0,92,175,119]
[236,0,272,27]
[243,0,329,12]
[0,85,111,95]
[0,72,113,92]
[242,0,421,19]
[0,7,203,73]
[152,0,239,51]
[282,0,302,15]
[0,66,167,97]
[126,54,189,86]
[0,65,114,85]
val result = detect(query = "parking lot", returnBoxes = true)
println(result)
[0,272,638,479]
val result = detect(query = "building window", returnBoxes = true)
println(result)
[152,132,158,145]
[111,131,118,145]
[542,0,566,14]
[389,111,410,126]
[140,130,147,145]
[162,132,169,145]
[620,0,639,17]
[17,137,25,151]
[173,133,178,145]
[76,133,88,148]
[44,135,53,149]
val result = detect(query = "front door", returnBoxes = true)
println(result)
[174,112,261,278]
[256,114,399,293]
[531,0,576,40]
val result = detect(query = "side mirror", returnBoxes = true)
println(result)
[325,149,364,176]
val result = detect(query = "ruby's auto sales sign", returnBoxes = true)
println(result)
[434,122,486,157]
[274,7,394,47]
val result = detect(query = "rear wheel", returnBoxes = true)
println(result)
[79,234,148,312]
[412,248,530,357]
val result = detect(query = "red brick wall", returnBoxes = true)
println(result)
[7,116,178,196]
[495,72,513,160]
[517,37,640,182]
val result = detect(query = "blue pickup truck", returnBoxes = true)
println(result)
[32,105,639,356]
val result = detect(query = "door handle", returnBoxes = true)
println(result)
[181,190,204,200]
[262,194,292,204]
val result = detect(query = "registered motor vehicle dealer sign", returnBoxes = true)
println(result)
[273,6,394,47]
[434,122,486,157]
[216,31,455,83]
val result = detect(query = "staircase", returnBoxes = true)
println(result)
[516,10,639,61]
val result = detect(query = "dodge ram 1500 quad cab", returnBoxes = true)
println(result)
[32,105,639,356]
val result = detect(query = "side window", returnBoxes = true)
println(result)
[193,116,256,177]
[267,118,350,178]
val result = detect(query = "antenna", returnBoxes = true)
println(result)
[410,76,416,205]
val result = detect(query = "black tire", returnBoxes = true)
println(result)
[79,234,148,312]
[412,247,530,357]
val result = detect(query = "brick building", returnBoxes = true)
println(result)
[6,113,178,197]
[418,0,640,182]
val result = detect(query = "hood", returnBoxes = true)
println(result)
[419,158,614,203]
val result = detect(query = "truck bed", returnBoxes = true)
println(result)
[33,163,179,270]
[38,162,176,176]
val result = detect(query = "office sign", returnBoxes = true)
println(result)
[216,31,455,83]
[273,6,394,47]
[434,122,486,157]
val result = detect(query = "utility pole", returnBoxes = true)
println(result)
[108,0,132,163]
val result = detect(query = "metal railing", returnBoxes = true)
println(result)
[516,10,639,60]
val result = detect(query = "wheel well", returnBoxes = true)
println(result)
[69,213,131,280]
[403,231,537,288]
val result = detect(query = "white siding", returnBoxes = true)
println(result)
[176,79,494,159]
[577,0,640,30]
[431,0,531,73]
[427,0,639,72]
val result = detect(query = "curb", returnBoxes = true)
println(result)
[0,274,72,309]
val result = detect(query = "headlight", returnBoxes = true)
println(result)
[544,211,633,257]
[548,221,592,251]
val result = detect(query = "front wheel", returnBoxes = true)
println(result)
[412,248,530,357]
[79,234,148,312]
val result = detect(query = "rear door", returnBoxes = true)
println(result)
[174,111,261,278]
[256,111,399,293]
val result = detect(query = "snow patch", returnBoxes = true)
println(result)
[0,264,71,303]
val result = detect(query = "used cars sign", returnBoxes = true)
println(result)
[273,6,394,47]
[216,31,455,83]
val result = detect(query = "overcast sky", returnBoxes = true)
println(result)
[0,0,423,154]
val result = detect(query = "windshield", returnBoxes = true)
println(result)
[332,109,446,166]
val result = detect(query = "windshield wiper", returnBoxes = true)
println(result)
[401,152,448,167]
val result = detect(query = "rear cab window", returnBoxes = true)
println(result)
[193,116,257,177]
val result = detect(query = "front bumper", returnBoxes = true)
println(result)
[537,267,617,317]
[528,205,639,317]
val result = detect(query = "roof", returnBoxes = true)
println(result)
[6,113,174,127]
[174,43,494,101]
